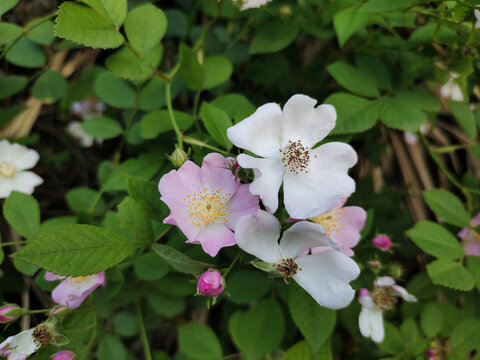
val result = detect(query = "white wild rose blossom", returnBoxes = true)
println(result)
[235,210,360,309]
[239,0,272,10]
[227,94,357,219]
[0,140,43,198]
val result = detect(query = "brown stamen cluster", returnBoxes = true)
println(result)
[279,140,310,174]
[32,324,53,346]
[371,286,397,311]
[276,258,299,278]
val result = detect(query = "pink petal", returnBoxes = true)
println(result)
[225,184,259,229]
[201,153,239,201]
[196,223,236,257]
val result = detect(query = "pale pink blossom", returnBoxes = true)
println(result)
[458,212,480,256]
[52,350,75,360]
[159,153,259,257]
[45,272,105,309]
[372,234,392,251]
[197,270,223,296]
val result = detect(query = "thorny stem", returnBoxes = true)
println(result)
[166,82,183,150]
[136,301,152,360]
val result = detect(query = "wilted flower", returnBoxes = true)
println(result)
[358,277,417,343]
[310,198,366,256]
[66,122,95,148]
[235,210,360,309]
[458,212,480,257]
[440,73,464,102]
[52,350,75,360]
[0,304,22,323]
[239,0,272,11]
[372,234,392,251]
[197,270,224,296]
[0,322,55,360]
[227,94,357,219]
[45,271,106,309]
[159,153,259,257]
[0,140,43,198]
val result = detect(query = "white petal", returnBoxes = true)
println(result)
[0,177,15,199]
[0,140,40,170]
[392,285,417,302]
[375,276,395,287]
[359,307,384,342]
[227,103,282,158]
[311,142,357,173]
[281,95,336,148]
[237,154,284,214]
[11,171,44,195]
[234,210,281,263]
[0,328,40,359]
[359,294,375,309]
[293,250,360,309]
[279,221,341,258]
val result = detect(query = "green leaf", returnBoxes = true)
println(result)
[447,100,477,139]
[55,2,124,49]
[407,221,464,260]
[288,283,335,353]
[124,3,167,54]
[229,299,285,360]
[210,94,255,120]
[165,9,188,37]
[0,0,19,15]
[78,0,127,27]
[31,71,67,103]
[140,110,193,139]
[6,37,46,68]
[0,75,28,99]
[400,318,425,355]
[117,196,154,245]
[228,269,272,304]
[147,293,185,316]
[152,244,212,274]
[200,102,233,150]
[179,44,204,91]
[97,334,128,360]
[282,341,312,360]
[325,93,378,134]
[249,19,300,54]
[426,259,474,291]
[126,176,165,222]
[178,323,223,360]
[378,322,405,355]
[134,252,169,281]
[82,116,123,139]
[359,0,415,13]
[95,72,136,109]
[66,187,104,213]
[114,311,139,337]
[14,224,135,276]
[0,105,25,129]
[203,55,233,89]
[3,192,40,241]
[333,6,370,47]
[355,53,391,90]
[466,256,480,293]
[327,61,379,98]
[422,189,470,227]
[0,23,23,45]
[102,154,164,192]
[420,302,443,337]
[27,20,55,45]
[378,95,426,131]
[450,319,480,354]
[106,45,163,82]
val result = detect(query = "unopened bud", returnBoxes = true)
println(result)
[50,306,69,317]
[52,350,75,360]
[372,234,392,251]
[168,147,189,168]
[197,270,224,296]
[0,304,22,323]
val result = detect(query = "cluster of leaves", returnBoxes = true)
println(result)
[1,0,480,359]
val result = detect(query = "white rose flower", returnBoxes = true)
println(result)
[227,94,357,219]
[235,210,360,309]
[0,140,43,198]
[240,0,272,11]
[358,277,417,343]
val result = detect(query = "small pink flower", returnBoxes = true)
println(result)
[197,270,223,296]
[426,348,435,360]
[372,234,392,251]
[52,350,75,360]
[159,153,259,257]
[45,272,105,309]
[0,304,21,323]
[458,212,480,257]
[310,198,366,256]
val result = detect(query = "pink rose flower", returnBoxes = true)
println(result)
[159,153,259,256]
[45,271,105,309]
[52,350,75,360]
[310,198,366,256]
[372,234,392,251]
[458,212,480,256]
[197,270,223,296]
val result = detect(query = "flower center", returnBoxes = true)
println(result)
[185,182,232,228]
[0,161,17,178]
[468,231,480,244]
[312,208,345,237]
[68,275,92,284]
[276,258,299,278]
[279,140,311,174]
[32,324,53,346]
[371,286,397,311]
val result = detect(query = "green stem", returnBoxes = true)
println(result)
[183,136,230,155]
[223,251,242,278]
[192,90,203,132]
[1,241,28,246]
[26,309,51,314]
[166,82,183,150]
[136,301,152,360]
[431,143,478,153]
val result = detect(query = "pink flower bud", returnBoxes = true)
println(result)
[197,270,223,296]
[426,348,435,360]
[52,350,75,360]
[50,306,69,317]
[372,234,392,251]
[0,304,22,323]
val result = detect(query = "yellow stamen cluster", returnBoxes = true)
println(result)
[185,180,232,228]
[0,161,17,178]
[68,275,92,284]
[312,207,346,237]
